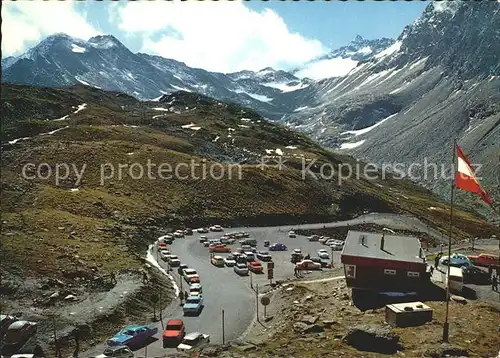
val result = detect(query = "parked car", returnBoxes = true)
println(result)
[256,251,272,261]
[307,235,319,242]
[248,261,263,273]
[264,240,270,247]
[224,255,237,267]
[173,230,184,238]
[220,237,235,245]
[170,258,181,267]
[157,242,168,251]
[96,345,134,358]
[199,236,208,243]
[209,244,231,253]
[107,324,158,347]
[288,231,296,238]
[330,243,343,251]
[197,228,209,233]
[296,260,322,270]
[244,252,256,262]
[211,255,225,267]
[3,321,37,348]
[269,243,287,251]
[0,315,17,340]
[439,254,472,268]
[183,296,204,316]
[462,265,491,284]
[178,264,188,275]
[467,253,500,269]
[162,319,185,348]
[239,238,257,247]
[234,262,249,276]
[310,257,329,268]
[168,254,179,263]
[318,252,330,260]
[189,283,203,297]
[209,225,223,232]
[203,241,210,247]
[176,332,210,351]
[184,228,193,235]
[293,248,302,254]
[183,269,199,283]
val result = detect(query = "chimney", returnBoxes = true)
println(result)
[381,233,385,251]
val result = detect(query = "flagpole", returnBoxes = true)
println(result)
[443,138,456,343]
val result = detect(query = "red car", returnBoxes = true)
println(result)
[162,319,185,347]
[248,261,263,273]
[208,244,231,253]
[467,254,500,269]
[157,242,168,251]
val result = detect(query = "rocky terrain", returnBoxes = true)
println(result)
[281,1,500,215]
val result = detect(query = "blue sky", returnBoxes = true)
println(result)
[2,1,427,73]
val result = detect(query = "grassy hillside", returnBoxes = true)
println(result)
[1,84,496,284]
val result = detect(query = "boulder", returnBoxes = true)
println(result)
[343,324,400,354]
[423,343,469,357]
[301,315,318,325]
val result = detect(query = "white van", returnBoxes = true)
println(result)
[447,266,464,293]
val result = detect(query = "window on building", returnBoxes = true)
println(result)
[384,269,396,275]
[345,265,356,278]
[407,271,420,278]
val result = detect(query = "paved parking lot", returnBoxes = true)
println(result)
[191,229,344,289]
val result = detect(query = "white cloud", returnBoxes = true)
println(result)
[111,1,326,73]
[1,2,98,56]
[295,57,359,80]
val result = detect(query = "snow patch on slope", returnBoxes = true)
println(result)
[71,44,86,53]
[341,113,399,137]
[296,57,358,80]
[339,140,365,150]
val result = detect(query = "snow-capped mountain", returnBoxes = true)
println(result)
[292,35,395,80]
[1,34,313,120]
[282,1,499,209]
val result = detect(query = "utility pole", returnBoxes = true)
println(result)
[256,284,259,322]
[221,309,225,345]
[179,276,184,306]
[52,315,61,358]
[250,271,253,290]
[159,289,164,329]
[331,246,334,267]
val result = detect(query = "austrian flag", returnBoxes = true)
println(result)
[455,144,493,206]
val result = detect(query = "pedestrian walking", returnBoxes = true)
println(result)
[440,243,444,253]
[429,265,434,276]
[492,275,498,292]
[293,266,298,278]
[488,265,493,277]
[434,254,441,271]
[184,290,189,300]
[110,272,117,285]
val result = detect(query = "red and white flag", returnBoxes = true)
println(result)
[455,143,493,206]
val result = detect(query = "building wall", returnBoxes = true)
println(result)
[343,263,429,291]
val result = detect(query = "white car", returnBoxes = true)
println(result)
[224,255,236,267]
[244,252,255,261]
[168,254,179,262]
[318,249,328,254]
[182,268,197,278]
[288,231,296,238]
[189,283,203,297]
[199,236,208,243]
[293,248,302,254]
[330,243,343,251]
[95,345,134,358]
[318,252,330,260]
[177,332,210,351]
[210,225,223,232]
[160,250,170,259]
